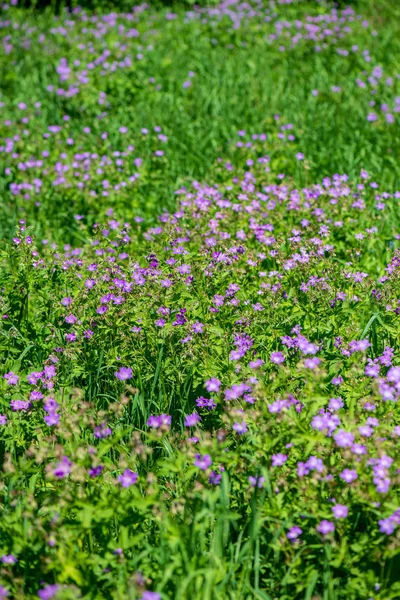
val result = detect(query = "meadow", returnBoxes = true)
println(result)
[1,0,400,598]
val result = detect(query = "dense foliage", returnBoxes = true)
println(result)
[1,0,400,598]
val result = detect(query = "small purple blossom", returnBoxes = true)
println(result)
[4,371,19,385]
[94,422,112,438]
[271,453,288,467]
[147,414,171,429]
[270,351,285,364]
[88,465,103,478]
[248,475,264,488]
[184,413,201,427]
[334,429,354,448]
[317,520,335,535]
[44,413,60,426]
[287,526,302,540]
[340,469,358,483]
[196,396,216,410]
[304,357,321,369]
[205,378,221,393]
[192,321,204,333]
[1,555,17,565]
[10,400,31,411]
[332,504,348,519]
[114,367,133,381]
[53,456,72,478]
[140,592,161,600]
[194,454,212,470]
[233,421,248,434]
[65,314,77,324]
[118,469,138,488]
[38,584,60,599]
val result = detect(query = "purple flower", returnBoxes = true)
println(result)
[248,475,264,488]
[1,555,17,565]
[334,429,354,447]
[328,397,344,411]
[53,456,72,478]
[0,415,6,425]
[94,422,112,438]
[44,365,56,380]
[270,351,285,364]
[194,454,212,470]
[38,584,60,599]
[184,413,201,427]
[4,371,19,385]
[393,426,400,437]
[311,413,340,433]
[0,586,9,598]
[44,398,59,412]
[332,504,348,519]
[65,314,77,324]
[88,465,103,478]
[365,362,380,377]
[297,462,310,477]
[192,322,204,334]
[340,469,358,483]
[172,309,187,326]
[114,367,133,381]
[349,339,370,353]
[249,359,264,369]
[44,413,60,427]
[140,592,161,600]
[379,518,395,535]
[207,469,222,485]
[233,421,248,434]
[118,469,138,488]
[352,443,367,456]
[230,350,245,361]
[375,478,391,494]
[359,425,373,437]
[27,371,43,385]
[287,526,302,540]
[225,383,250,400]
[387,366,400,383]
[271,453,288,467]
[306,456,324,472]
[10,400,31,411]
[304,357,321,369]
[196,396,216,410]
[205,378,221,393]
[147,414,171,429]
[317,520,335,535]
